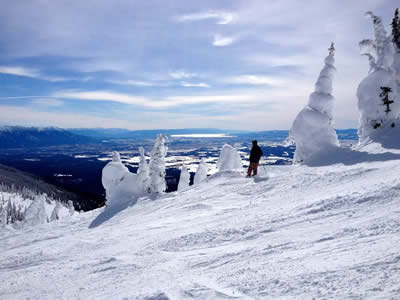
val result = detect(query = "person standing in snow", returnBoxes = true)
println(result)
[247,140,263,177]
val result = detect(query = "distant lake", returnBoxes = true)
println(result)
[171,134,233,138]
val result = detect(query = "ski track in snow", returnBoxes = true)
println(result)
[1,161,400,299]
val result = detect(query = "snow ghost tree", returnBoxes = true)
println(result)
[148,134,167,194]
[50,201,62,221]
[137,147,150,193]
[101,151,129,198]
[289,43,339,164]
[101,151,143,208]
[216,144,243,172]
[357,10,400,144]
[177,165,190,191]
[194,158,208,184]
[24,195,47,226]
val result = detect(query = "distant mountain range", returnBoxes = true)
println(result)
[0,126,94,149]
[0,126,359,149]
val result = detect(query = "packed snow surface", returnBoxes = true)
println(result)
[1,157,400,299]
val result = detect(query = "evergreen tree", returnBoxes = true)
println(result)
[392,8,400,50]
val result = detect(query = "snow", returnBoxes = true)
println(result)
[0,190,71,227]
[1,156,400,298]
[216,144,243,172]
[289,43,339,165]
[193,158,208,185]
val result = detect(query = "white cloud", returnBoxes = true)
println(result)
[175,11,234,25]
[181,82,210,88]
[212,34,236,47]
[53,90,154,106]
[0,65,79,82]
[0,66,40,78]
[169,70,197,79]
[223,75,285,86]
[52,89,275,108]
[107,79,157,87]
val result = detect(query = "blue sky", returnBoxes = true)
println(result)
[0,0,398,130]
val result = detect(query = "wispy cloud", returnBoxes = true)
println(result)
[212,34,236,47]
[169,70,197,79]
[106,79,157,87]
[175,11,234,25]
[181,81,210,88]
[52,90,273,108]
[0,65,78,82]
[223,75,284,86]
[53,90,154,106]
[0,66,40,78]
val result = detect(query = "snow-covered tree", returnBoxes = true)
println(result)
[50,201,62,221]
[102,151,129,197]
[391,8,400,50]
[357,10,400,144]
[289,43,339,164]
[194,158,208,184]
[177,165,190,191]
[67,200,75,216]
[24,195,47,226]
[216,144,243,172]
[105,172,141,207]
[1,206,7,227]
[137,147,150,193]
[148,134,167,194]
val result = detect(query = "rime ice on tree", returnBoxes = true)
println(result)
[101,151,129,197]
[194,158,208,184]
[177,165,190,191]
[148,134,167,194]
[289,43,339,164]
[357,11,400,144]
[24,195,47,226]
[137,147,150,193]
[216,144,243,172]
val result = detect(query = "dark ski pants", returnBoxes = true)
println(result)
[247,162,259,177]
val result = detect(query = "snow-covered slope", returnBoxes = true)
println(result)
[1,158,400,299]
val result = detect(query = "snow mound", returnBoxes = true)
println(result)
[216,144,243,172]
